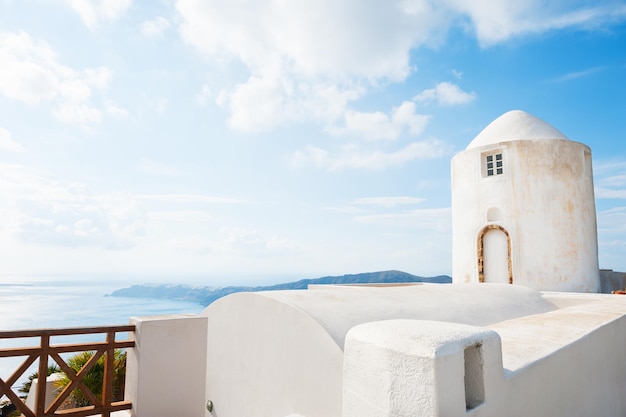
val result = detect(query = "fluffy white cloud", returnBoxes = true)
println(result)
[176,0,622,132]
[52,103,103,124]
[414,82,476,106]
[0,127,25,153]
[329,101,430,141]
[290,139,448,171]
[0,164,146,249]
[63,0,132,29]
[0,31,119,125]
[176,0,439,80]
[0,182,251,255]
[218,75,363,132]
[105,100,129,118]
[176,0,449,132]
[141,16,171,37]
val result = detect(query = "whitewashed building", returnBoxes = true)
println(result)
[451,110,599,292]
[119,110,626,417]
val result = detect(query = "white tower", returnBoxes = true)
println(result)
[451,110,600,292]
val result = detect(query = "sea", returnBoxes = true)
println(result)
[0,279,206,391]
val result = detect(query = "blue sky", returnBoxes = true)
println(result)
[0,0,624,285]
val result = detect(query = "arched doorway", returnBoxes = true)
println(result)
[477,225,513,284]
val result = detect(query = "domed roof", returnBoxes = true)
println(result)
[467,110,569,149]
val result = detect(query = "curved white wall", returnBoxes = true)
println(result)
[452,139,599,292]
[202,292,344,417]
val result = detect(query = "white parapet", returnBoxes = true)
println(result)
[24,373,63,411]
[125,314,208,417]
[343,319,503,417]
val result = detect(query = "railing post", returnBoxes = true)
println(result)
[101,330,115,417]
[36,334,50,417]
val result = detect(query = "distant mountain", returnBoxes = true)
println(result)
[109,270,452,306]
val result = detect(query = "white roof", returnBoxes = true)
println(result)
[467,110,569,150]
[257,283,557,348]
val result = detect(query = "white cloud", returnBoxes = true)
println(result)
[63,0,132,29]
[138,158,187,178]
[597,207,626,269]
[0,31,118,125]
[152,97,168,114]
[596,187,626,199]
[138,193,246,205]
[175,0,622,132]
[290,139,448,171]
[0,127,25,153]
[551,66,605,83]
[0,31,65,104]
[208,228,296,257]
[353,197,425,208]
[219,75,362,132]
[83,67,112,90]
[266,235,296,252]
[0,164,146,249]
[148,210,213,224]
[329,101,430,141]
[595,160,626,199]
[196,84,211,105]
[176,0,438,80]
[414,82,476,106]
[598,207,626,234]
[355,207,452,231]
[176,0,447,132]
[52,103,102,124]
[141,16,171,37]
[444,0,626,46]
[105,100,129,118]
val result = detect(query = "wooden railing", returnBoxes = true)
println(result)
[0,325,135,417]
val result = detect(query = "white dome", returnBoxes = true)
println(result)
[467,110,569,150]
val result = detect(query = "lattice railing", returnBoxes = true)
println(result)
[0,325,135,417]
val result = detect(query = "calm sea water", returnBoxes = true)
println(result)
[0,280,205,389]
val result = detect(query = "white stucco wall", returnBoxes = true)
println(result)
[343,320,503,417]
[201,284,556,417]
[202,292,344,417]
[487,293,626,416]
[125,314,208,417]
[342,294,626,417]
[452,138,599,292]
[119,284,626,417]
[24,373,63,412]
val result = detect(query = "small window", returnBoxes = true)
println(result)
[464,344,485,410]
[484,152,504,177]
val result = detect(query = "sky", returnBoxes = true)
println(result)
[0,0,625,285]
